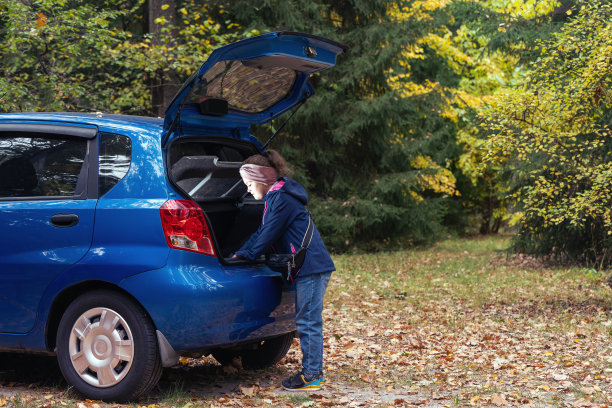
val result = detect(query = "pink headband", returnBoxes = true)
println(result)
[239,164,278,185]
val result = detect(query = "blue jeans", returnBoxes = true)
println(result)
[295,271,332,377]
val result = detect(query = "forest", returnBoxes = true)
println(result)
[1,0,610,266]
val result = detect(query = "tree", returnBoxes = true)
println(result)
[0,0,239,115]
[147,0,178,116]
[433,0,568,234]
[480,0,612,266]
[206,0,471,250]
[0,0,130,112]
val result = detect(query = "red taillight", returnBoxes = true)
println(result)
[159,200,216,256]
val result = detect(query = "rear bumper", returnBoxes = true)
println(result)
[120,250,296,352]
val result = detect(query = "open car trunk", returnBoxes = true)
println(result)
[167,137,264,259]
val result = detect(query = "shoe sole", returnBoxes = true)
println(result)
[282,384,322,391]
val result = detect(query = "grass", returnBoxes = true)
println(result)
[1,234,610,407]
[323,234,612,406]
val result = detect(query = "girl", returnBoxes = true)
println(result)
[233,150,335,391]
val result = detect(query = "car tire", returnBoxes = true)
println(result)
[212,332,294,370]
[56,290,162,401]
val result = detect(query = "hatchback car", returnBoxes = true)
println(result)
[0,31,345,401]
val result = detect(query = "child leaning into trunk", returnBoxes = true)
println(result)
[233,149,334,391]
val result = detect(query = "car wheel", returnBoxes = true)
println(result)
[212,332,294,370]
[56,290,162,401]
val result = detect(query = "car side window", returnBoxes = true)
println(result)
[0,135,87,198]
[99,132,132,197]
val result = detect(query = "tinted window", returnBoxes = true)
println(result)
[99,132,131,196]
[0,135,87,198]
[187,60,296,113]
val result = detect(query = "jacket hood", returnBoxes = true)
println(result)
[267,177,308,205]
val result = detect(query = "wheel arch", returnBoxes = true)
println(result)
[45,280,155,352]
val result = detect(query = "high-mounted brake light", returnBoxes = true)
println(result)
[159,200,216,256]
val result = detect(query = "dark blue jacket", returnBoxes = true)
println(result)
[234,177,335,277]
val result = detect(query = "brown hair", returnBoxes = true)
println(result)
[243,149,292,177]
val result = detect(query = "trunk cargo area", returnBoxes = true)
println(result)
[168,138,264,258]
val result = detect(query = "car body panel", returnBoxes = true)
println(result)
[120,250,295,351]
[0,198,97,333]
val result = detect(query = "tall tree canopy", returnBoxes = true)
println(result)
[480,0,612,267]
[2,0,601,259]
[0,0,239,115]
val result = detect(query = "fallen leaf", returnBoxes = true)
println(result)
[573,398,596,407]
[0,398,7,407]
[240,386,255,396]
[493,357,508,370]
[579,387,595,395]
[409,336,424,349]
[491,394,508,406]
[552,372,568,381]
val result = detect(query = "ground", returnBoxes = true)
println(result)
[0,235,611,407]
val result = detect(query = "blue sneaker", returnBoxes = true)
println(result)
[281,372,324,391]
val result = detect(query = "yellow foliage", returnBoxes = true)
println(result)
[420,33,472,75]
[411,155,460,196]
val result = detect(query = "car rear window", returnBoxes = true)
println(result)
[0,135,87,198]
[187,60,296,113]
[99,132,132,196]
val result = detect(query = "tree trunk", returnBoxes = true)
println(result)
[148,0,179,117]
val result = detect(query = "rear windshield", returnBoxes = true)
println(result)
[187,60,296,113]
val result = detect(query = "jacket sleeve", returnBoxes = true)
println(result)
[234,196,293,261]
[235,223,261,256]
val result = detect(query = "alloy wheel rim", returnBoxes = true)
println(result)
[68,307,134,388]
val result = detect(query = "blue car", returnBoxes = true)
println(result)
[0,32,345,401]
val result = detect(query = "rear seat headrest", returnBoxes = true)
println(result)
[172,155,242,181]
[171,156,218,180]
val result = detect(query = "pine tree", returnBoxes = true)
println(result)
[208,0,466,249]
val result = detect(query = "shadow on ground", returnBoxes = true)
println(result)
[0,353,284,402]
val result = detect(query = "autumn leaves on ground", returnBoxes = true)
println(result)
[1,236,611,408]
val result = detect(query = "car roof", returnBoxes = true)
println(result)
[0,112,163,137]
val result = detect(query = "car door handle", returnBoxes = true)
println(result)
[51,213,79,228]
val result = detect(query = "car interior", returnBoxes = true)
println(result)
[168,138,265,259]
